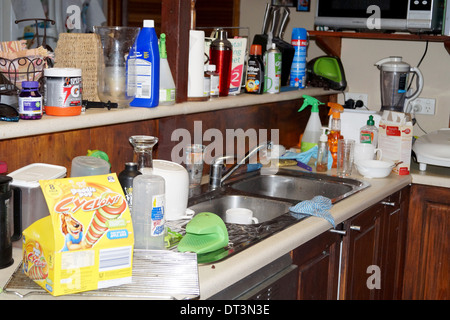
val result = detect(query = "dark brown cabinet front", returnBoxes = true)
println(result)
[292,231,341,300]
[292,187,410,300]
[403,184,450,300]
[340,188,409,300]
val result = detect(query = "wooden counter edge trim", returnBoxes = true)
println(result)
[0,89,338,141]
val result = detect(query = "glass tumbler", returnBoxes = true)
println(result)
[337,139,355,177]
[186,144,205,187]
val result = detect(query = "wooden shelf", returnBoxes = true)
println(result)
[308,30,450,56]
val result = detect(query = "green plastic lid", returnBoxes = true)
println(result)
[367,115,375,126]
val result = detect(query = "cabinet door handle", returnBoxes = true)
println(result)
[350,225,361,232]
[381,201,396,207]
[329,229,346,235]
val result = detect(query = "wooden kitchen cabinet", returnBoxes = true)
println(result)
[291,231,341,300]
[402,184,450,300]
[339,188,409,300]
[293,187,410,300]
[339,201,385,300]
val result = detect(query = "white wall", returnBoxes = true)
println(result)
[240,0,450,136]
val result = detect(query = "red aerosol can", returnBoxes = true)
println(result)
[209,29,233,97]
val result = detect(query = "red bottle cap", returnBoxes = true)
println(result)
[250,44,262,56]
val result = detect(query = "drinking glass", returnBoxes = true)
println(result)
[186,144,205,187]
[337,139,355,177]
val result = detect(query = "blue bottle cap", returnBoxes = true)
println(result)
[292,28,308,40]
[22,81,39,89]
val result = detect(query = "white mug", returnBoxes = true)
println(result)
[225,208,259,225]
[354,143,382,162]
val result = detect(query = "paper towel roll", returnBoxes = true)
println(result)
[188,30,205,98]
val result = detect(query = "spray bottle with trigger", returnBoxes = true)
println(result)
[327,102,344,168]
[298,95,325,153]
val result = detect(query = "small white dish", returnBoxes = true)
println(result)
[355,159,395,179]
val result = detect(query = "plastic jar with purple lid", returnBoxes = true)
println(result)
[19,81,43,120]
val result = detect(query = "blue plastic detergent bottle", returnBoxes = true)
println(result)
[130,20,160,108]
[290,28,308,88]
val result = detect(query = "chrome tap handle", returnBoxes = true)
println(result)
[209,142,272,189]
[209,155,235,189]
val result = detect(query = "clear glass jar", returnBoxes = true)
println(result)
[129,135,158,174]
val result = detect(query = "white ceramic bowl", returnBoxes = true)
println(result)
[355,160,395,178]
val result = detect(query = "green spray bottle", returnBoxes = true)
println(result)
[298,95,325,152]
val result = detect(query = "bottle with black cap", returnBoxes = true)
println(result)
[118,162,142,210]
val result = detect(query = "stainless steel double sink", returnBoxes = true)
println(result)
[179,168,370,263]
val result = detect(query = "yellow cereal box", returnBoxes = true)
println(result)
[22,174,134,296]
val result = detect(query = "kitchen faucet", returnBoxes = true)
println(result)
[209,141,272,189]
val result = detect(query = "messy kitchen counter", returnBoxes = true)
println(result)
[1,91,448,299]
[1,165,415,300]
[1,159,449,300]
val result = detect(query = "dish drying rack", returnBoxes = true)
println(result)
[0,18,54,97]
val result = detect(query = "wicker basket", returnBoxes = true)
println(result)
[54,33,100,102]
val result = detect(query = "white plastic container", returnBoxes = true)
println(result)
[8,163,67,231]
[70,156,110,177]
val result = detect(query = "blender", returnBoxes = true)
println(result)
[375,56,424,113]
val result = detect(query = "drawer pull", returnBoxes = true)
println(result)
[330,226,361,235]
[381,201,396,207]
[329,229,346,235]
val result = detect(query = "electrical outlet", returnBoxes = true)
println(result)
[411,98,436,115]
[345,93,368,108]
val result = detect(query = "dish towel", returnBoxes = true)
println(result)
[289,196,335,228]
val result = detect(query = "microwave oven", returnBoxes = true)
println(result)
[315,0,445,33]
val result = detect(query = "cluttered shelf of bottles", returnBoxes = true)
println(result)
[0,17,341,141]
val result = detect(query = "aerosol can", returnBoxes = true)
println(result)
[290,28,308,88]
[264,43,282,94]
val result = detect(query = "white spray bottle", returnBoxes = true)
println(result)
[159,33,176,105]
[298,95,325,152]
